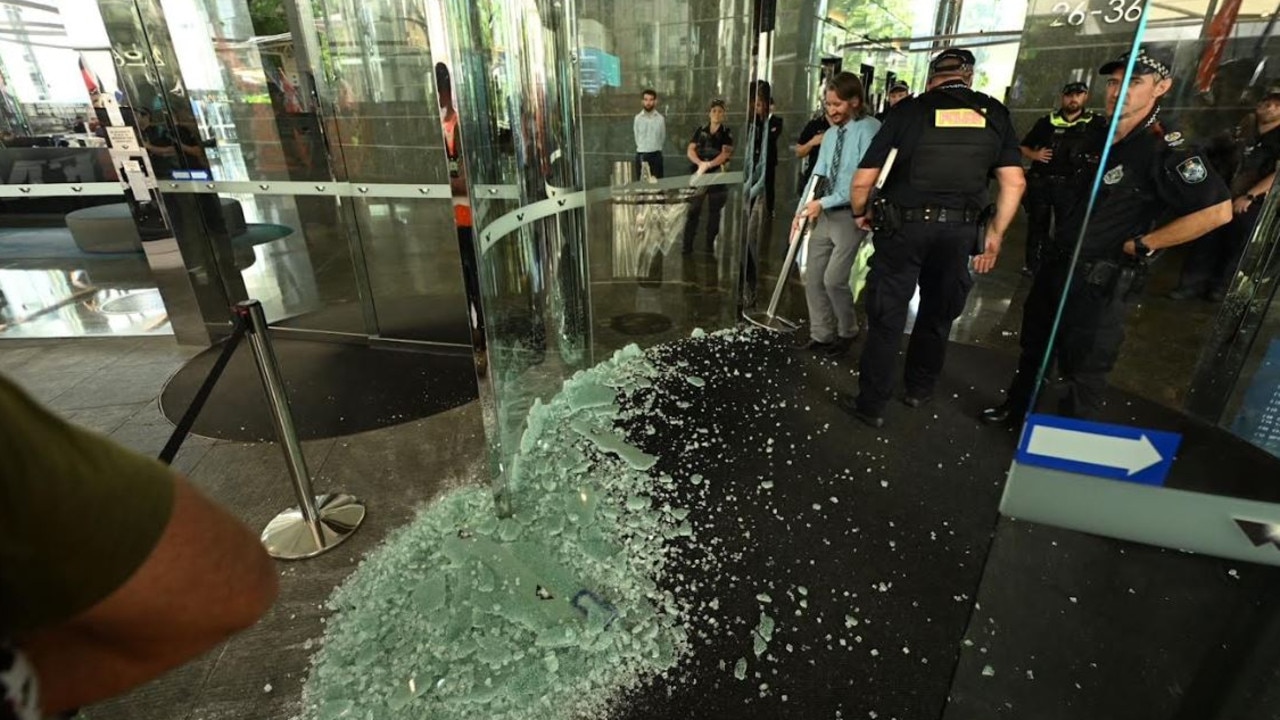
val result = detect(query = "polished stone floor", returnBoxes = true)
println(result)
[0,336,488,720]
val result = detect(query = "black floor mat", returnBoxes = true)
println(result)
[608,332,1019,720]
[603,330,1280,719]
[160,337,478,442]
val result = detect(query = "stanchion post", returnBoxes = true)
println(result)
[235,300,366,560]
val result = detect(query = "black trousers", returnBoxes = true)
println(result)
[635,151,664,179]
[1022,176,1076,271]
[764,162,778,216]
[857,221,975,413]
[1175,203,1261,296]
[1004,256,1131,418]
[682,186,728,251]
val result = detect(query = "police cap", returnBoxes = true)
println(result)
[929,48,976,75]
[1062,81,1089,95]
[889,81,910,94]
[1261,87,1280,103]
[1099,45,1174,79]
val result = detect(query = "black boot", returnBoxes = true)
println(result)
[980,400,1023,426]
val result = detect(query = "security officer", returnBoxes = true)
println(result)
[681,99,734,254]
[1019,81,1107,274]
[981,46,1233,424]
[841,48,1026,428]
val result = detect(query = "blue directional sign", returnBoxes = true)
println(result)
[1016,414,1182,486]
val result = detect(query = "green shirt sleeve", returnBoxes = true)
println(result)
[0,376,176,635]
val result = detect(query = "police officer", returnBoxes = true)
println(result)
[1169,88,1280,301]
[841,48,1026,428]
[1019,81,1107,274]
[981,46,1233,424]
[875,81,911,122]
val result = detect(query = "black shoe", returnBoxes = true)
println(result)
[796,337,834,353]
[1167,286,1200,301]
[824,334,858,358]
[980,401,1021,425]
[836,392,885,428]
[902,392,933,408]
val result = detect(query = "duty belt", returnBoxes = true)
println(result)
[900,206,980,224]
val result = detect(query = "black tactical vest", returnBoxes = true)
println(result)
[909,89,1000,196]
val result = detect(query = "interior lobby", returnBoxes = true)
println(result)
[2,0,1280,718]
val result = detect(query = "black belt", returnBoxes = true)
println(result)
[900,206,979,224]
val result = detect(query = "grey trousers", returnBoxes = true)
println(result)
[805,210,864,343]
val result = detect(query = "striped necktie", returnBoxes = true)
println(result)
[820,124,846,198]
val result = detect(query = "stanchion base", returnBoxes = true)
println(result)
[742,310,801,333]
[262,493,366,560]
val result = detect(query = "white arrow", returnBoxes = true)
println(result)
[1026,425,1163,476]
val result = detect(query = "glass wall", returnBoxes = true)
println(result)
[426,0,764,504]
[0,0,167,338]
[575,0,756,356]
[93,0,472,344]
[999,0,1280,564]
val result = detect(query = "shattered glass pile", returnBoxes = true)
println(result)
[301,337,723,720]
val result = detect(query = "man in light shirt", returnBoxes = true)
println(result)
[634,88,666,179]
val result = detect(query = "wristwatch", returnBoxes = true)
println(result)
[1133,236,1154,257]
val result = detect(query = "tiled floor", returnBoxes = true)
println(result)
[0,335,488,720]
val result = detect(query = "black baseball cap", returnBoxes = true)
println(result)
[889,81,910,93]
[1261,87,1280,103]
[708,98,726,110]
[1062,81,1089,94]
[1099,45,1174,78]
[929,48,976,74]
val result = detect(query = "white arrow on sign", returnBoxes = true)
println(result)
[1026,425,1163,476]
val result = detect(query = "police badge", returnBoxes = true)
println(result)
[1177,156,1208,184]
[1103,165,1124,185]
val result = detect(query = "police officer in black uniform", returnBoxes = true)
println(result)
[982,46,1233,424]
[840,48,1026,428]
[1019,81,1107,274]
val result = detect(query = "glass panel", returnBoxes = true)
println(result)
[1203,187,1280,459]
[139,0,371,335]
[350,198,471,344]
[207,190,332,326]
[309,0,469,343]
[576,1,754,357]
[1000,0,1280,498]
[0,0,167,338]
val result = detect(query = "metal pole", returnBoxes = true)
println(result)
[236,300,365,559]
[743,175,818,332]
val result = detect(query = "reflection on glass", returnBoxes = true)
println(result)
[0,0,164,339]
[578,3,754,360]
[993,17,1276,429]
[1195,176,1280,459]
